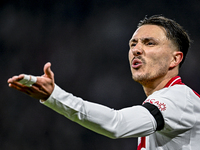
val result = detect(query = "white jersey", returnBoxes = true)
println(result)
[138,76,200,150]
[41,76,200,150]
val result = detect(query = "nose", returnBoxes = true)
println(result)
[130,43,143,56]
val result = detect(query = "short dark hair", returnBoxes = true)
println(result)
[137,15,191,67]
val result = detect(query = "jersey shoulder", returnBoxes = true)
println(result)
[143,84,198,131]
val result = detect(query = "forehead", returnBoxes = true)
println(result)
[131,25,167,41]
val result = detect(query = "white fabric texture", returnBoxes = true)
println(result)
[41,84,157,138]
[41,76,200,150]
[142,84,200,150]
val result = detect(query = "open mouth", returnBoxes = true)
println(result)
[131,59,142,69]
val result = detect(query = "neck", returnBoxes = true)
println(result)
[142,77,169,96]
[142,71,178,96]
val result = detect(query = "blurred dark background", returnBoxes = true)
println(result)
[1,0,200,149]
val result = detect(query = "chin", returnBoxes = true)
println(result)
[132,74,146,82]
[132,73,154,85]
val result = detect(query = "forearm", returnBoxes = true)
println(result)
[41,85,156,138]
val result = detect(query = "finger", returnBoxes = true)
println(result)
[8,81,29,92]
[9,83,36,97]
[18,75,37,87]
[7,76,17,83]
[43,62,54,79]
[8,75,24,83]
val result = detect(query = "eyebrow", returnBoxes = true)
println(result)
[129,37,157,43]
[129,37,160,45]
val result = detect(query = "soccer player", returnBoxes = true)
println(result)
[8,15,200,150]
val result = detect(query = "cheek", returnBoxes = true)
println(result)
[128,50,132,62]
[148,53,170,69]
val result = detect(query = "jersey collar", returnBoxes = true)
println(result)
[164,76,184,88]
[164,76,200,98]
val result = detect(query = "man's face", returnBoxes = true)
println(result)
[128,25,176,85]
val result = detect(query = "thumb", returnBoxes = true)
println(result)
[43,62,54,79]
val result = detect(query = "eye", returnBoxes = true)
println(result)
[130,42,137,47]
[132,43,136,47]
[147,42,154,45]
[146,41,155,46]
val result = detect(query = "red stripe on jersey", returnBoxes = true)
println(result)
[137,137,146,150]
[193,90,200,98]
[164,76,200,97]
[164,76,184,88]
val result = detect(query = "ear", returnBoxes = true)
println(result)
[169,51,183,69]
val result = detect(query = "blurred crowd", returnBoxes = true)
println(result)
[1,0,200,149]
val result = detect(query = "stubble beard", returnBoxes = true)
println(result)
[132,72,153,86]
[131,62,169,86]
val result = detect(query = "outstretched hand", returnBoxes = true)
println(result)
[7,62,55,100]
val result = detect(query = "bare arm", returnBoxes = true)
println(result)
[7,62,55,100]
